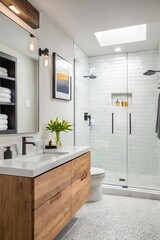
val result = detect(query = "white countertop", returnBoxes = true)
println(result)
[0,146,90,177]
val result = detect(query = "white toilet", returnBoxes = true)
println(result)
[88,167,106,202]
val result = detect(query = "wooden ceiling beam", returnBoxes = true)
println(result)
[0,0,39,29]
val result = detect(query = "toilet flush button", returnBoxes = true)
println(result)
[25,99,30,108]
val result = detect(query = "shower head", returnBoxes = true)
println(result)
[89,74,97,79]
[83,74,97,79]
[143,70,160,76]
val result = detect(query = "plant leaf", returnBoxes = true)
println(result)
[46,117,73,133]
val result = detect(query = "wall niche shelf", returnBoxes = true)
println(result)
[111,92,132,107]
[0,51,17,134]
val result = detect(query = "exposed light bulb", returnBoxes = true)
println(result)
[29,38,35,51]
[27,34,37,53]
[30,43,34,51]
[41,54,51,68]
[44,56,49,67]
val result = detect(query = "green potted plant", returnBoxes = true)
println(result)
[46,117,73,147]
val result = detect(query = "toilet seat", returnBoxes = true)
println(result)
[91,167,105,177]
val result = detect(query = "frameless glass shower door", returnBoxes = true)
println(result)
[127,50,160,190]
[89,54,128,187]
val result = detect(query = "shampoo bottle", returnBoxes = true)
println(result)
[121,100,124,107]
[115,99,120,107]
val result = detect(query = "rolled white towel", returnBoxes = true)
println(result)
[0,119,8,125]
[0,67,7,73]
[0,93,11,99]
[0,72,8,77]
[0,98,11,103]
[0,125,8,131]
[0,114,8,120]
[0,87,11,94]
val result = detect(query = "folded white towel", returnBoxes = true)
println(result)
[0,119,8,125]
[0,125,8,131]
[0,67,7,73]
[0,87,11,94]
[0,114,8,120]
[0,93,11,99]
[0,72,8,77]
[0,98,11,103]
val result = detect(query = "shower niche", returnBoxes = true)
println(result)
[111,93,132,108]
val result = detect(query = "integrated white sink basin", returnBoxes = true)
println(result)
[22,152,69,163]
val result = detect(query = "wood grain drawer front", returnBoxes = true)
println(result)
[72,152,90,182]
[72,172,90,217]
[0,175,33,240]
[34,161,72,209]
[34,185,72,240]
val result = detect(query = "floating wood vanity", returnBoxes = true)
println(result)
[0,147,90,240]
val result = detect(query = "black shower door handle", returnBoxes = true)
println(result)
[112,113,114,134]
[129,113,132,134]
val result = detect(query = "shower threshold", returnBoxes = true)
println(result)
[102,184,160,200]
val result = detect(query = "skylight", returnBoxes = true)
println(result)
[95,24,146,47]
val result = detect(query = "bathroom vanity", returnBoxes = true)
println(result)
[0,146,90,240]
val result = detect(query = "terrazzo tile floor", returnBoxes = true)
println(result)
[56,194,160,240]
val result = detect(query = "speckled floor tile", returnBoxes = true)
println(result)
[55,194,160,240]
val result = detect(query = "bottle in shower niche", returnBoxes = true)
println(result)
[121,100,124,107]
[115,99,120,107]
[124,101,128,107]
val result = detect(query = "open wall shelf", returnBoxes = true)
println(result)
[0,76,16,81]
[0,51,17,133]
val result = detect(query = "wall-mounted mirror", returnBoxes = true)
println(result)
[0,12,39,134]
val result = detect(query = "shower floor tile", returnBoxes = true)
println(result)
[104,172,160,190]
[56,194,160,240]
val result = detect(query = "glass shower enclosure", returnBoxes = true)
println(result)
[74,26,160,191]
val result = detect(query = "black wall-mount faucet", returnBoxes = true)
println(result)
[84,112,91,121]
[84,112,91,125]
[22,136,36,155]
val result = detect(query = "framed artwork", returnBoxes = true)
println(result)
[52,52,71,101]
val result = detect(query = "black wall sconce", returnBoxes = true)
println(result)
[39,48,51,68]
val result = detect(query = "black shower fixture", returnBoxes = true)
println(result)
[143,70,160,76]
[84,112,91,121]
[83,74,97,79]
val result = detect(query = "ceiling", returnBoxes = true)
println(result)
[30,0,160,56]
